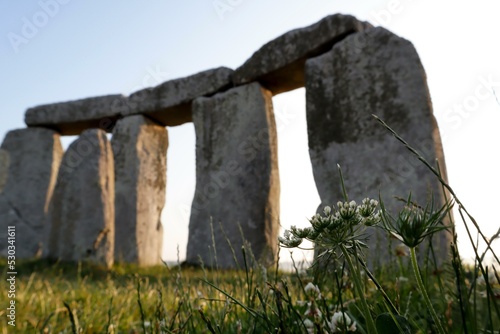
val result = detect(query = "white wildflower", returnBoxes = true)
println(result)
[303,318,315,333]
[328,312,356,332]
[304,282,321,299]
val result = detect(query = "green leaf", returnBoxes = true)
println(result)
[375,313,412,334]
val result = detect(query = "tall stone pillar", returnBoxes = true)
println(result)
[186,82,280,269]
[48,129,115,268]
[0,128,63,258]
[305,27,450,265]
[112,115,167,266]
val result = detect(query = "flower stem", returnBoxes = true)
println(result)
[410,247,446,334]
[340,245,378,334]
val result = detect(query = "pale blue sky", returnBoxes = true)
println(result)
[1,0,499,263]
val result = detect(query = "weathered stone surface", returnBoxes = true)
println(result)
[127,67,234,126]
[48,129,114,267]
[0,128,63,258]
[186,82,280,269]
[233,14,372,95]
[305,27,450,265]
[25,95,128,136]
[112,115,168,266]
[0,149,8,193]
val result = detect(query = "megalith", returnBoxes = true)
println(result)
[0,128,63,258]
[25,94,127,136]
[0,149,10,193]
[305,27,450,265]
[127,67,234,126]
[48,129,115,267]
[186,82,280,269]
[112,115,168,266]
[233,14,372,95]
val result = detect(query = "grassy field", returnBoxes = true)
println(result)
[0,255,307,333]
[0,244,498,333]
[1,119,499,333]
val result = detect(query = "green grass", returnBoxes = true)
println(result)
[0,257,280,333]
[0,247,498,333]
[2,116,499,333]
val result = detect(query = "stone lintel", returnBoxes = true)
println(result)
[25,95,126,136]
[126,67,234,126]
[233,14,372,95]
[24,67,234,134]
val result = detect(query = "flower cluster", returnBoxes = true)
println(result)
[379,196,453,248]
[304,282,322,299]
[279,198,380,252]
[327,312,357,332]
[278,229,303,248]
[358,198,381,226]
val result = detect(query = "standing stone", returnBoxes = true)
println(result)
[48,129,114,267]
[186,82,280,269]
[112,115,168,266]
[0,128,63,258]
[305,27,450,265]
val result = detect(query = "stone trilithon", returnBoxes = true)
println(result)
[0,15,450,268]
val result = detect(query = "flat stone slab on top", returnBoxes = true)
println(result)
[24,15,371,134]
[24,67,234,135]
[233,14,372,95]
[127,67,234,126]
[25,95,127,136]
